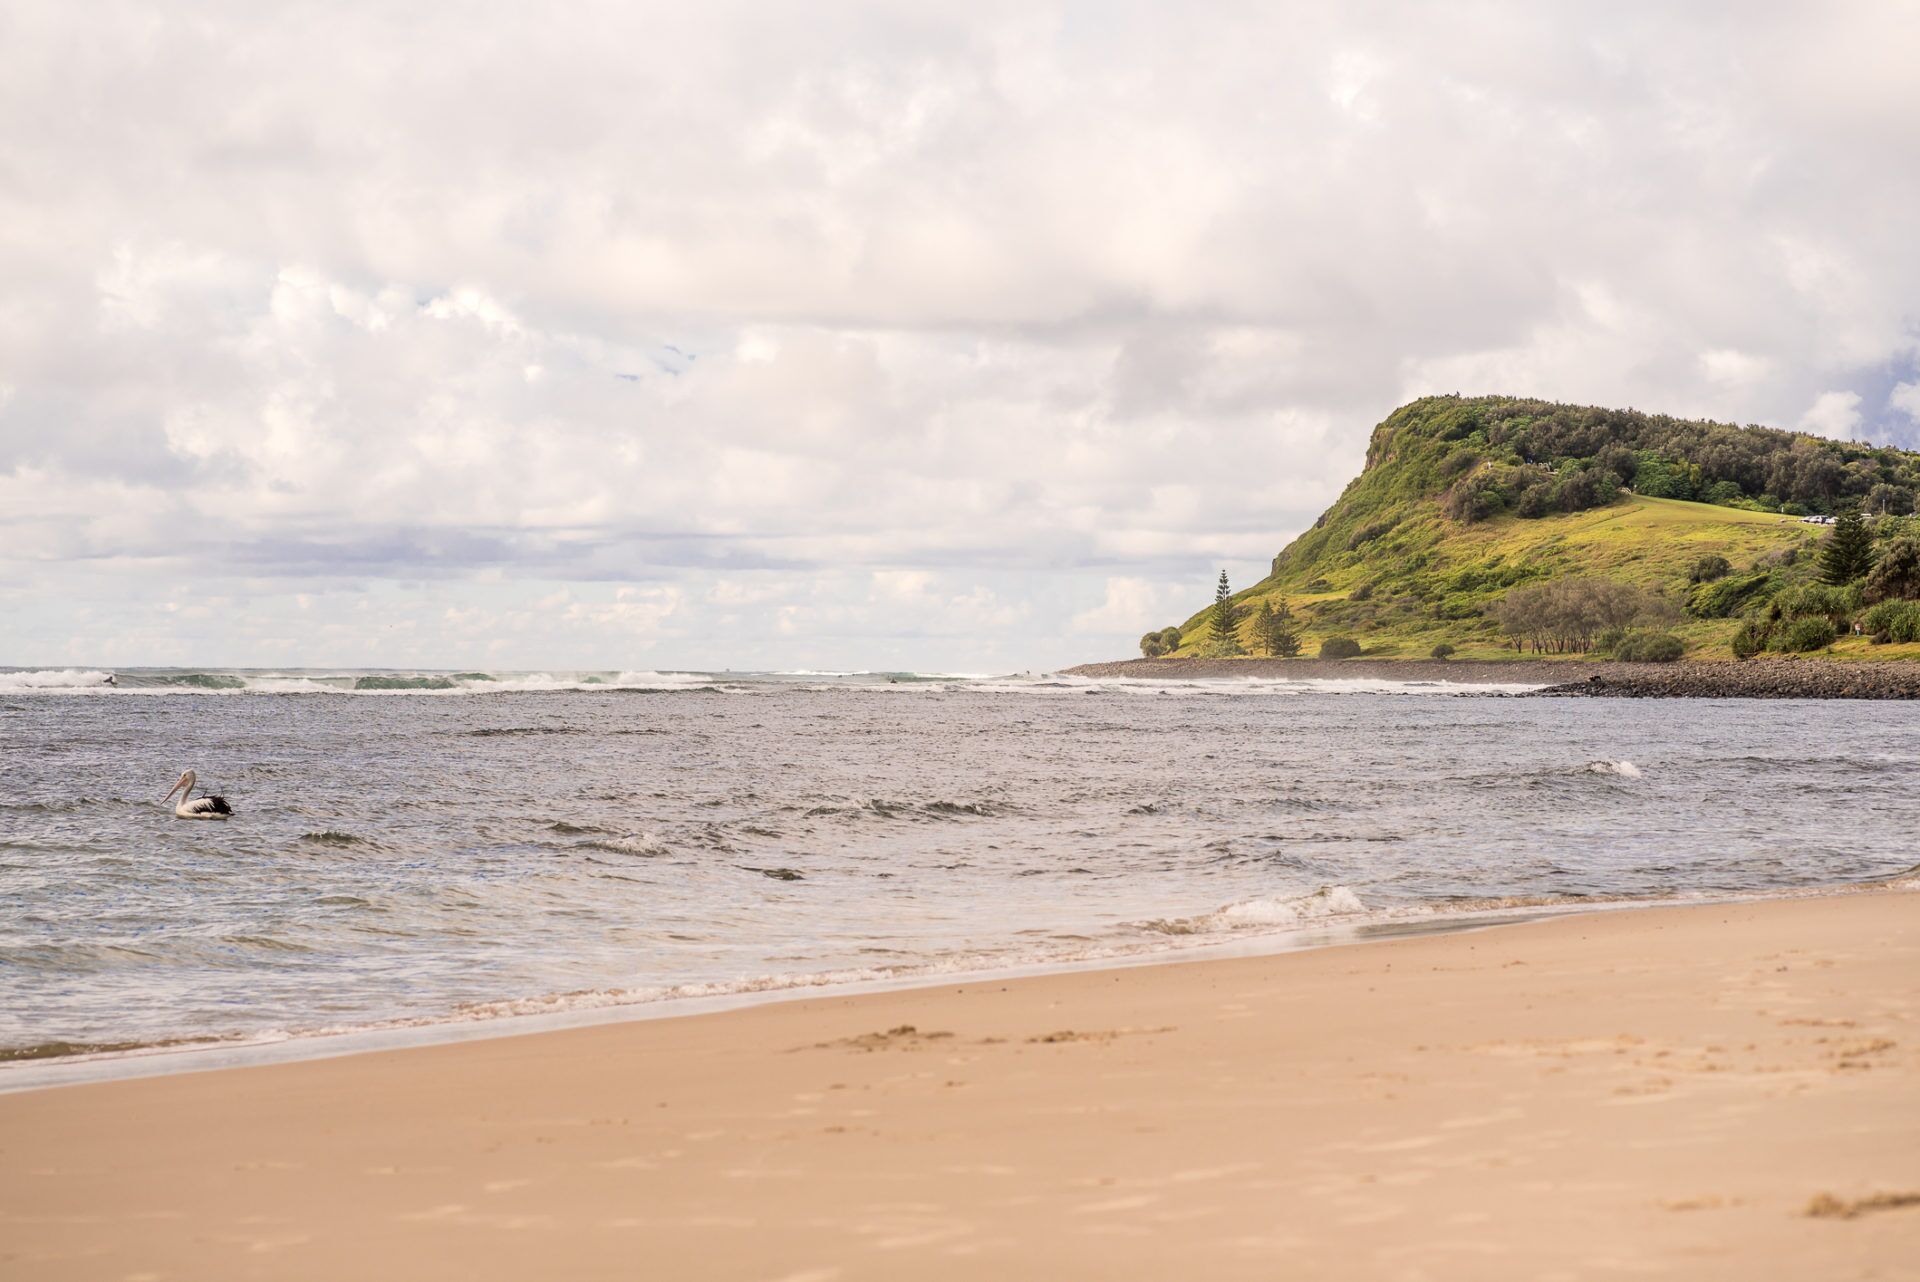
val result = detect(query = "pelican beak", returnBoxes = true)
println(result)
[163,776,186,803]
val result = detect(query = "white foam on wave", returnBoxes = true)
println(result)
[969,674,1547,697]
[466,672,608,693]
[0,669,116,690]
[1141,885,1368,935]
[606,670,718,689]
[6,666,1548,698]
[1587,760,1643,778]
[246,676,352,694]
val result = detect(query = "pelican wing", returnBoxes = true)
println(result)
[185,795,233,816]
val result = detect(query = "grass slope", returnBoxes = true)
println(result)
[1168,395,1920,662]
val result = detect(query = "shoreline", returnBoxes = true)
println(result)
[3,890,1915,1279]
[1064,655,1920,698]
[6,877,1904,1095]
[0,894,1693,1094]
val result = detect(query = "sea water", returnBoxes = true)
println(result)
[3,667,1917,1070]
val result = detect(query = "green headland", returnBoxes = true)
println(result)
[1147,395,1920,664]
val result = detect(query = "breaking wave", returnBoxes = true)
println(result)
[0,669,116,691]
[1587,760,1643,778]
[1140,886,1369,935]
[0,666,1560,699]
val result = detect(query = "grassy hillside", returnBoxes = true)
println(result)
[1162,395,1920,662]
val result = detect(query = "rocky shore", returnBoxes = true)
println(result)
[1532,659,1920,699]
[1062,656,1920,698]
[1063,657,1559,684]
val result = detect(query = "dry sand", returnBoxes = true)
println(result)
[3,892,1917,1281]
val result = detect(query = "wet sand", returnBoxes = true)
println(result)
[2,892,1916,1280]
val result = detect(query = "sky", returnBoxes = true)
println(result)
[3,1,1919,673]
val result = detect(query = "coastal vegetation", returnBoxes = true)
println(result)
[1251,599,1301,657]
[1205,571,1243,656]
[1141,395,1920,662]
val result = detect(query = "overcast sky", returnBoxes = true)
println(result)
[4,1,1918,672]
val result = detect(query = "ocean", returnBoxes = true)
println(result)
[4,666,1917,1075]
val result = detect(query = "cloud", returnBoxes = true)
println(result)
[1071,577,1187,635]
[1892,381,1920,425]
[3,2,1920,668]
[1800,390,1864,441]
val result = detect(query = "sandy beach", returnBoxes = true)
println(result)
[3,892,1916,1281]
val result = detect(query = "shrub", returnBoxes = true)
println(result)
[1345,520,1396,551]
[1319,636,1363,659]
[1429,643,1456,660]
[1551,465,1618,512]
[1774,616,1837,652]
[1730,621,1764,660]
[1514,483,1555,518]
[1613,630,1685,662]
[1766,582,1853,627]
[1863,536,1920,603]
[1860,600,1920,643]
[1441,471,1507,523]
[1142,626,1184,656]
[1688,572,1770,618]
[1687,554,1732,584]
[1703,480,1745,506]
[1348,580,1375,601]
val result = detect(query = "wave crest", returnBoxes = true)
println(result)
[1141,885,1367,936]
[0,669,115,690]
[1586,760,1643,778]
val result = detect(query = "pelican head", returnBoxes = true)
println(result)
[164,770,196,803]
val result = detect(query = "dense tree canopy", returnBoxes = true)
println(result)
[1399,396,1920,526]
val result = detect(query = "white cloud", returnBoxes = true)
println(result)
[1800,390,1863,441]
[1699,349,1770,389]
[3,2,1920,669]
[1891,381,1920,425]
[1071,577,1186,635]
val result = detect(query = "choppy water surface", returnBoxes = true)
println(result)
[3,666,1918,1062]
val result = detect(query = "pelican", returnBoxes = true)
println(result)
[163,770,233,820]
